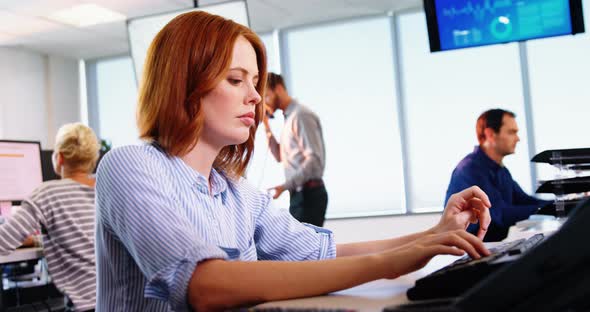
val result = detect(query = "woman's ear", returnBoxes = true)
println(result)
[56,152,64,166]
[52,151,65,176]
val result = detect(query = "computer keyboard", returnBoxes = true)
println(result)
[406,233,545,301]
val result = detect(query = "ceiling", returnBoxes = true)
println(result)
[0,0,422,60]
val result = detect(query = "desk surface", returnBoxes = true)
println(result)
[0,248,43,264]
[256,277,413,311]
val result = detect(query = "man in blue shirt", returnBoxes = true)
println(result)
[445,109,551,241]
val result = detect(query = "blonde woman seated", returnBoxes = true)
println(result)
[0,123,99,312]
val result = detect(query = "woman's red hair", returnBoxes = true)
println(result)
[137,11,267,178]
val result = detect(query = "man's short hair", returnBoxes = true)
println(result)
[267,72,286,91]
[476,108,516,145]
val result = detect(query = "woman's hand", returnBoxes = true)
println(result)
[378,230,489,279]
[433,186,492,239]
[21,235,38,247]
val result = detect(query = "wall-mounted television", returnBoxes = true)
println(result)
[424,0,585,52]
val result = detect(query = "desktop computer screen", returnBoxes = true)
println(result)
[0,140,43,202]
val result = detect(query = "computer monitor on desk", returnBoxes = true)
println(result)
[0,141,47,310]
[40,150,60,182]
[0,140,43,214]
[40,148,107,182]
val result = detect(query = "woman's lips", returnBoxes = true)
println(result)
[239,112,255,126]
[239,116,255,126]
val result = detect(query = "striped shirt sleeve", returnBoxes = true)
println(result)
[244,182,336,261]
[96,147,228,311]
[0,200,42,255]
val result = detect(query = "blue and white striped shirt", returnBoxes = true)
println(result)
[95,144,336,311]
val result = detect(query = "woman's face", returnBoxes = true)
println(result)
[200,36,261,149]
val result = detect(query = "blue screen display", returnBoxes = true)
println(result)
[435,0,573,50]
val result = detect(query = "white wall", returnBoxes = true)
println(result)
[0,48,80,149]
[46,55,81,147]
[324,213,441,243]
[0,48,48,146]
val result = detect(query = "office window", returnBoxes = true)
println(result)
[87,56,139,147]
[282,16,405,217]
[259,31,281,74]
[527,0,590,181]
[398,12,532,212]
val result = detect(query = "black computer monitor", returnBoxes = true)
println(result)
[40,149,107,182]
[0,140,43,204]
[40,150,60,182]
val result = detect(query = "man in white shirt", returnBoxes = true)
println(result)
[263,73,328,226]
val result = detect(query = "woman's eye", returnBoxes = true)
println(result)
[228,78,243,85]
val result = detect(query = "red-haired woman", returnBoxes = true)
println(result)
[95,11,491,312]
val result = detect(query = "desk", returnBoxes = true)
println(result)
[0,248,43,265]
[0,248,44,312]
[255,255,460,311]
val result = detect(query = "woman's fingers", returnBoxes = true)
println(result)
[428,245,467,257]
[426,231,490,259]
[457,230,490,257]
[442,232,481,259]
[467,198,491,239]
[457,186,491,208]
[385,231,489,279]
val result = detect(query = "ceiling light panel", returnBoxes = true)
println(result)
[47,3,126,27]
